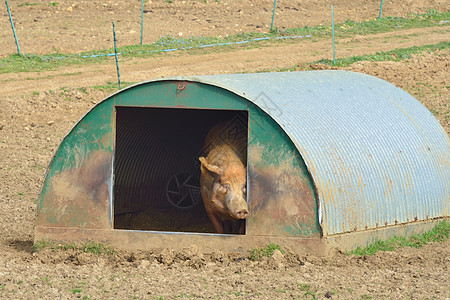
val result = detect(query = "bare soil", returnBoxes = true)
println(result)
[0,0,449,298]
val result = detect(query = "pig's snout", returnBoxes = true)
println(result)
[229,197,249,219]
[235,208,248,219]
[227,193,249,220]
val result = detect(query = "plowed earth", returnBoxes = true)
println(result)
[0,0,449,299]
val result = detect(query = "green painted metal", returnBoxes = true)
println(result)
[37,80,320,237]
[270,0,277,32]
[379,0,384,19]
[5,0,21,55]
[112,21,121,89]
[37,100,114,213]
[43,102,113,174]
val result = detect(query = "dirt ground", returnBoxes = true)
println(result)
[1,0,449,298]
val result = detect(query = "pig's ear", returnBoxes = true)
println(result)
[199,157,223,176]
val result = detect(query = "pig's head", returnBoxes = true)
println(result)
[199,156,248,220]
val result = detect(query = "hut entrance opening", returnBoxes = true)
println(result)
[113,106,248,234]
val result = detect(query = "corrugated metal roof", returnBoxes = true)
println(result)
[138,70,450,235]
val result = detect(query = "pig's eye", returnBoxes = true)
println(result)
[218,184,230,194]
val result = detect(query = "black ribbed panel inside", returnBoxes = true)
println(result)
[113,106,247,233]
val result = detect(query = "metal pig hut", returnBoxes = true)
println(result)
[35,70,450,254]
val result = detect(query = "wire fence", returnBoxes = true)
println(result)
[75,35,310,59]
[4,0,388,59]
[3,0,447,87]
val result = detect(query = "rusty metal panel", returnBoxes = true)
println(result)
[159,71,449,235]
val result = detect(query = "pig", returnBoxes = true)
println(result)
[199,121,248,234]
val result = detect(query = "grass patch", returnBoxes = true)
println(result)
[298,283,317,298]
[263,41,449,73]
[19,2,41,6]
[71,288,83,294]
[92,81,136,92]
[81,240,115,255]
[0,53,108,74]
[1,11,448,74]
[333,10,449,37]
[33,240,115,255]
[249,243,283,261]
[273,10,449,38]
[77,87,88,94]
[298,283,310,291]
[314,41,450,67]
[33,240,77,252]
[61,71,82,76]
[348,220,450,256]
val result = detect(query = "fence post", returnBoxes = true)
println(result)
[331,5,336,64]
[140,0,144,45]
[5,0,21,55]
[113,21,122,89]
[270,0,277,32]
[379,0,384,19]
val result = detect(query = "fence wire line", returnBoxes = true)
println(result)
[43,35,311,60]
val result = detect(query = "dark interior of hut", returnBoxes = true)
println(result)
[113,106,248,234]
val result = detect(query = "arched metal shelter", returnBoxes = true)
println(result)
[35,70,449,253]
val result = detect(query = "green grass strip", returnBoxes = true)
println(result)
[348,220,450,256]
[33,240,115,255]
[262,41,449,73]
[0,53,108,74]
[315,41,450,67]
[249,243,283,261]
[92,80,136,92]
[272,9,449,39]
